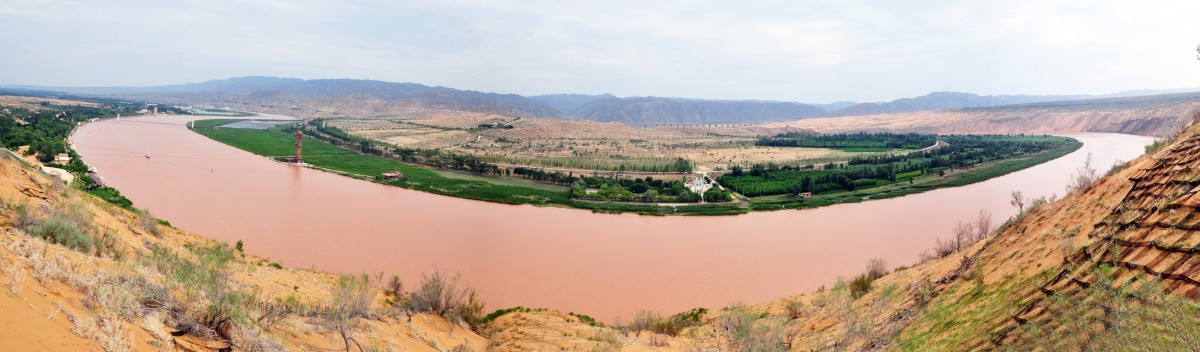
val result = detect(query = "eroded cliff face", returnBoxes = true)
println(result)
[765,92,1200,137]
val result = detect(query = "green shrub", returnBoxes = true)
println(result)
[652,307,705,333]
[1144,139,1166,154]
[86,186,133,209]
[849,273,873,299]
[570,312,605,327]
[28,216,93,252]
[481,306,528,325]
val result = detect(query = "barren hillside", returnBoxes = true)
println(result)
[763,92,1200,137]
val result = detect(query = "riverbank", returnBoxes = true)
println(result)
[72,114,1153,320]
[189,119,1082,215]
[189,119,747,215]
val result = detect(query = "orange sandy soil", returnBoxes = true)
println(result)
[0,154,488,351]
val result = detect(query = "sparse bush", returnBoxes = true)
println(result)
[28,216,93,252]
[137,210,158,236]
[934,209,995,258]
[145,243,248,340]
[1010,190,1026,212]
[588,329,622,352]
[785,299,806,319]
[458,290,486,328]
[10,201,41,229]
[1066,153,1099,194]
[934,237,957,258]
[866,258,888,280]
[952,221,972,251]
[717,304,786,352]
[321,274,375,351]
[627,310,662,337]
[404,270,484,329]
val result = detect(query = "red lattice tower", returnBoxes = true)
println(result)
[288,130,304,163]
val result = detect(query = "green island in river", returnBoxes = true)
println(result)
[189,119,1082,216]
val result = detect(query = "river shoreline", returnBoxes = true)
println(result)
[71,114,1153,321]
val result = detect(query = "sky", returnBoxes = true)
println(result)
[2,0,1200,103]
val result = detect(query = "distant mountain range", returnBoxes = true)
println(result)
[528,94,826,124]
[13,76,562,119]
[5,76,1196,125]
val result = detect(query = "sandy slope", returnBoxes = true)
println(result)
[763,94,1200,137]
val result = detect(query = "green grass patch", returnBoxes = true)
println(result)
[87,186,134,209]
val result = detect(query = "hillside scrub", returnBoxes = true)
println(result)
[1010,266,1200,350]
[28,216,93,252]
[402,270,486,329]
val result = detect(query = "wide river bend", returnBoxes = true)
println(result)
[72,115,1154,321]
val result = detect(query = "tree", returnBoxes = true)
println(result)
[953,221,972,251]
[801,176,814,193]
[673,157,693,173]
[1010,190,1026,212]
[1066,153,1098,194]
[973,209,992,242]
[787,182,803,197]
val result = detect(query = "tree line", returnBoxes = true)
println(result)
[756,132,937,151]
[722,135,1069,197]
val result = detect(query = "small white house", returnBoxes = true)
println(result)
[685,175,713,195]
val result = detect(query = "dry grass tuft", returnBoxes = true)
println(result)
[69,313,132,352]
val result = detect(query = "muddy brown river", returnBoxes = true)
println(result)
[72,115,1154,321]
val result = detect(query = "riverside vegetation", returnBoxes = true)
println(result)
[191,119,1081,215]
[723,133,1081,210]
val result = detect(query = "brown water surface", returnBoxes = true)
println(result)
[72,115,1154,321]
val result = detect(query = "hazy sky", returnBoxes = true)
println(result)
[2,1,1199,102]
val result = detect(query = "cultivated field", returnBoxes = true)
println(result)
[328,112,886,173]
